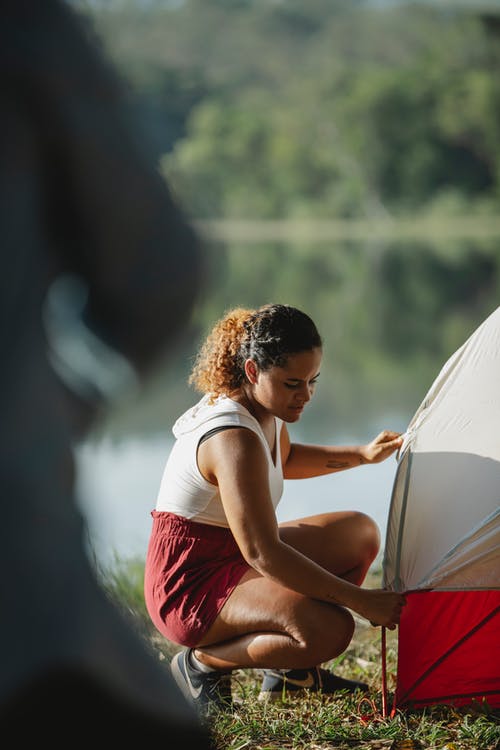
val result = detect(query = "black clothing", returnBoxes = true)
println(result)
[0,1,211,744]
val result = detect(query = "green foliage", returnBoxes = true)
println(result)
[77,1,500,443]
[82,2,500,221]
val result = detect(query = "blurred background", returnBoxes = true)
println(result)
[71,0,500,570]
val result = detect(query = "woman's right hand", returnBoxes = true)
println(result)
[352,588,407,630]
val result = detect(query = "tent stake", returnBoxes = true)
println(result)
[381,625,388,718]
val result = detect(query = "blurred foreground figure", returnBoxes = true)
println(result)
[0,0,212,744]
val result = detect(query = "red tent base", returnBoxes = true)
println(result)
[395,590,500,710]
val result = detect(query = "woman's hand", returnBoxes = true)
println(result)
[350,588,407,630]
[361,430,403,464]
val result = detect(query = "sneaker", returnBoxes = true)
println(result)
[171,648,233,714]
[258,666,368,702]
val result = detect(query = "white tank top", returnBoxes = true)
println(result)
[155,395,284,527]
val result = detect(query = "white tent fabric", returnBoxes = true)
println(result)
[383,306,500,593]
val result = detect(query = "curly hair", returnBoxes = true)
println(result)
[188,304,322,401]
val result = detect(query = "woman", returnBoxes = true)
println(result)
[144,304,406,714]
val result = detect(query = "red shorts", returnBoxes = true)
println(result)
[144,511,250,648]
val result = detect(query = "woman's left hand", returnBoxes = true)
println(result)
[361,431,403,464]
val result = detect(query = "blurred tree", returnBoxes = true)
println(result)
[78,0,500,437]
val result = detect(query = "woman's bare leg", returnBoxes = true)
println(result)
[193,511,380,670]
[279,510,380,585]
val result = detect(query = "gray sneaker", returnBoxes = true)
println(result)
[171,649,233,714]
[258,666,368,701]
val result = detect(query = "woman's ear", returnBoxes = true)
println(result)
[244,359,258,384]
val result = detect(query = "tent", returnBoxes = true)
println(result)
[382,305,500,710]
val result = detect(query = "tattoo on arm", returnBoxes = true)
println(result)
[326,455,366,469]
[326,460,349,469]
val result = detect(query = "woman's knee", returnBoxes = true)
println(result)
[354,511,381,560]
[319,510,380,567]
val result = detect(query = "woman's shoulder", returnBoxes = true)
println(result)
[172,394,259,439]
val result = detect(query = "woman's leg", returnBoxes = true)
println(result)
[279,510,380,586]
[194,511,379,671]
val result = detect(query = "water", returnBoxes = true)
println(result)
[75,430,401,570]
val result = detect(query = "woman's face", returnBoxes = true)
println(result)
[245,347,323,422]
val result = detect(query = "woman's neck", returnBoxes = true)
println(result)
[230,388,273,429]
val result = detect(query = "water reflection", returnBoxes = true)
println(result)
[102,234,500,442]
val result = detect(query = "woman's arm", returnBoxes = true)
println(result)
[280,425,403,479]
[200,428,406,629]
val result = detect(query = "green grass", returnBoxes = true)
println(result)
[202,627,499,750]
[101,557,500,750]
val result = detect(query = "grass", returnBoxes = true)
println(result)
[202,627,499,750]
[100,557,500,750]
